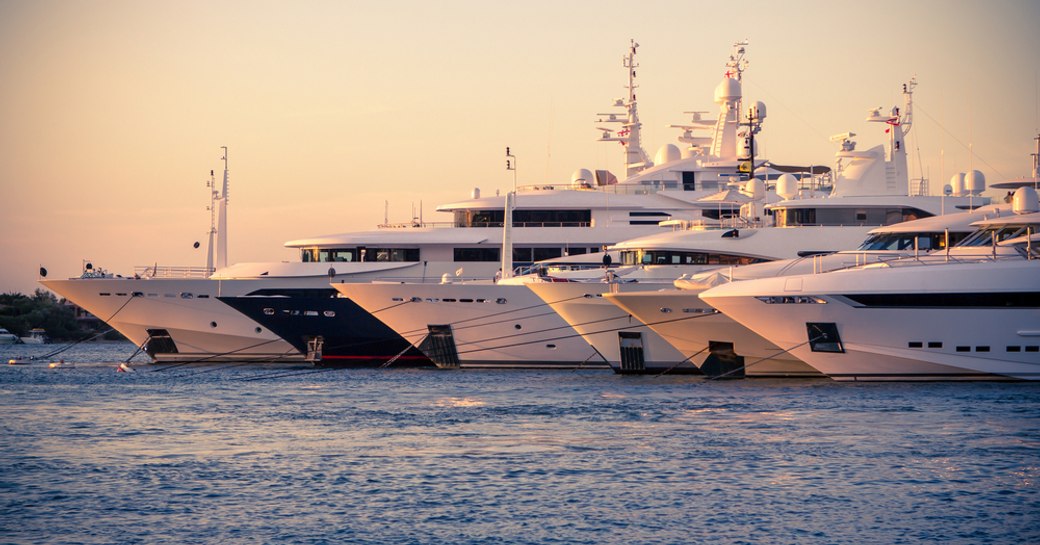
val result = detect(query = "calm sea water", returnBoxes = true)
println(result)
[1,342,1038,545]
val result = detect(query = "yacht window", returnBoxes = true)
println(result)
[682,171,696,191]
[532,247,563,262]
[454,209,591,228]
[454,248,501,262]
[957,226,1031,247]
[777,207,932,227]
[621,249,766,266]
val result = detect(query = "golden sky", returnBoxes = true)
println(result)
[2,0,1039,294]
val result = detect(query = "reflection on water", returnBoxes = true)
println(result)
[1,342,1039,544]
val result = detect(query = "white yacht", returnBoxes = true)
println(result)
[339,78,987,370]
[41,41,781,364]
[604,201,1014,376]
[19,328,48,344]
[700,188,1040,381]
[524,80,990,375]
[0,328,17,345]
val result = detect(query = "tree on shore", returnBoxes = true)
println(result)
[0,290,122,341]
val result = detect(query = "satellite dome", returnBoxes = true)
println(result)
[965,170,986,195]
[714,77,741,104]
[655,144,682,165]
[776,173,799,200]
[1013,186,1039,214]
[571,169,595,185]
[744,178,765,200]
[950,172,966,197]
[751,100,767,120]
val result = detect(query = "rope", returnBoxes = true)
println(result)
[451,307,719,357]
[705,335,822,381]
[380,334,427,368]
[35,293,138,360]
[36,327,115,360]
[149,338,287,372]
[655,344,710,377]
[379,293,590,338]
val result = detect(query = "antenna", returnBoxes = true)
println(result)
[506,146,517,192]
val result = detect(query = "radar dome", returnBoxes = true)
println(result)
[1012,186,1039,214]
[965,170,986,195]
[571,169,594,185]
[655,144,682,165]
[744,178,765,200]
[714,77,742,104]
[776,173,799,200]
[950,172,966,197]
[751,100,767,120]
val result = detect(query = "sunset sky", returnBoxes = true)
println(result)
[2,0,1039,295]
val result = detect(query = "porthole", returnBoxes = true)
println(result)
[323,311,336,318]
[514,324,522,330]
[496,298,507,304]
[210,321,218,328]
[255,327,262,334]
[659,307,673,313]
[263,308,275,316]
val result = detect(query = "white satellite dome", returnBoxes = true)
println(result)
[571,168,595,185]
[751,100,767,120]
[965,170,986,196]
[714,77,741,104]
[776,173,799,200]
[1012,186,1039,214]
[655,144,682,165]
[744,178,765,200]
[950,172,966,197]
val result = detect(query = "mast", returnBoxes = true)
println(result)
[500,191,514,279]
[709,40,749,161]
[210,147,230,271]
[205,169,216,272]
[596,39,651,178]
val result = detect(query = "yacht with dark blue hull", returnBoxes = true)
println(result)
[219,290,433,368]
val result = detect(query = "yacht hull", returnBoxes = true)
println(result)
[41,278,305,363]
[605,289,822,378]
[701,260,1040,381]
[335,283,605,368]
[527,282,701,375]
[218,295,433,368]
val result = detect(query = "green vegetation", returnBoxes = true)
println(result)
[0,290,125,342]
